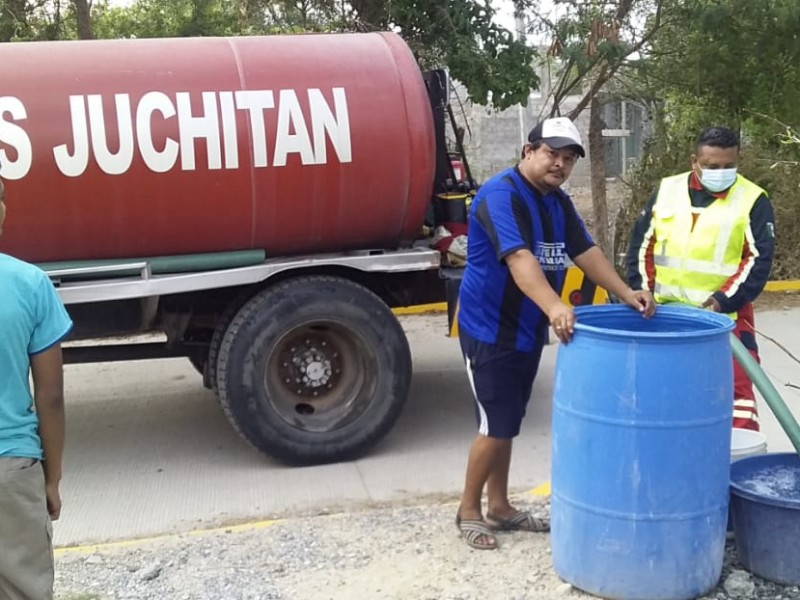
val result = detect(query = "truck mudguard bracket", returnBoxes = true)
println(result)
[50,247,441,305]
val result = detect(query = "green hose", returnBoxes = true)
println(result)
[730,333,800,457]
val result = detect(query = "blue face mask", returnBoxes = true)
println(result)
[700,168,737,193]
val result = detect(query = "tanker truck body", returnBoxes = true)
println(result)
[0,32,462,464]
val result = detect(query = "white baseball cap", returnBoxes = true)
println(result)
[527,117,585,157]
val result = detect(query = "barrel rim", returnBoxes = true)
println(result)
[730,452,800,509]
[573,304,734,339]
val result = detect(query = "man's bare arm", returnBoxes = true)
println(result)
[31,345,66,520]
[573,246,655,317]
[505,249,575,342]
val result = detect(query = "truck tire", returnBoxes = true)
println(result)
[207,290,253,393]
[216,276,412,465]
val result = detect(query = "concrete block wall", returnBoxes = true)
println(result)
[452,87,593,191]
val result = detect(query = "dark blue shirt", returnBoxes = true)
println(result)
[458,166,594,352]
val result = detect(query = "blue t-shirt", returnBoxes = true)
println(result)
[0,253,73,459]
[458,167,594,352]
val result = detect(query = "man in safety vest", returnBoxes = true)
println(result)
[626,127,776,431]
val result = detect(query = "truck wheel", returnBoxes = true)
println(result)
[207,290,253,393]
[216,276,412,465]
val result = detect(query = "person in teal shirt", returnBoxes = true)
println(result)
[0,178,73,600]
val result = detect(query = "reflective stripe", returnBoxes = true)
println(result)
[725,223,758,298]
[654,283,737,318]
[712,185,747,266]
[655,184,741,274]
[654,282,710,304]
[637,216,657,290]
[654,254,739,276]
[734,398,758,408]
[651,174,765,304]
[733,409,759,422]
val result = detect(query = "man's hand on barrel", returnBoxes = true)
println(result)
[619,288,657,318]
[702,296,722,313]
[548,302,576,344]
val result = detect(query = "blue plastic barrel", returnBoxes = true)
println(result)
[551,304,735,600]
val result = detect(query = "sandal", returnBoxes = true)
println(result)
[485,510,550,532]
[455,515,498,550]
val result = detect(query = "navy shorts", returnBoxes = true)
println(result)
[459,331,544,439]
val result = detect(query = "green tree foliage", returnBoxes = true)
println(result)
[92,0,241,39]
[654,1,800,126]
[2,0,539,110]
[0,0,65,40]
[0,0,31,41]
[615,0,800,277]
[516,0,675,258]
[380,0,538,109]
[526,0,672,119]
[631,0,800,155]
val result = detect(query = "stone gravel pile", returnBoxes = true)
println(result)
[55,498,800,600]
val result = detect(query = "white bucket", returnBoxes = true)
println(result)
[727,428,769,536]
[730,428,768,462]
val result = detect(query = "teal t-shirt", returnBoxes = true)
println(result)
[0,253,73,459]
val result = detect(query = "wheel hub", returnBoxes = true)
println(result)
[302,357,329,385]
[278,336,342,397]
[262,317,381,435]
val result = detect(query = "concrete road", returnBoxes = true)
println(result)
[55,307,800,548]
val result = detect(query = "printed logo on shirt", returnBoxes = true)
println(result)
[535,242,567,271]
[766,222,775,238]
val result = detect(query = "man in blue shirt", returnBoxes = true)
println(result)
[0,178,73,599]
[455,118,655,550]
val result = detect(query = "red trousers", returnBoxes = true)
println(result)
[732,302,760,431]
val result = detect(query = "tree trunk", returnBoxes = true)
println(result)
[589,94,611,260]
[73,0,93,39]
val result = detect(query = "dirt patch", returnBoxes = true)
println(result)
[566,180,628,241]
[755,290,800,312]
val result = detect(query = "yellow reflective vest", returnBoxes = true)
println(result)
[651,172,765,317]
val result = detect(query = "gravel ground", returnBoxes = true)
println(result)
[55,496,800,600]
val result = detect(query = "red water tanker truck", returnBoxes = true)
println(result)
[0,32,474,464]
